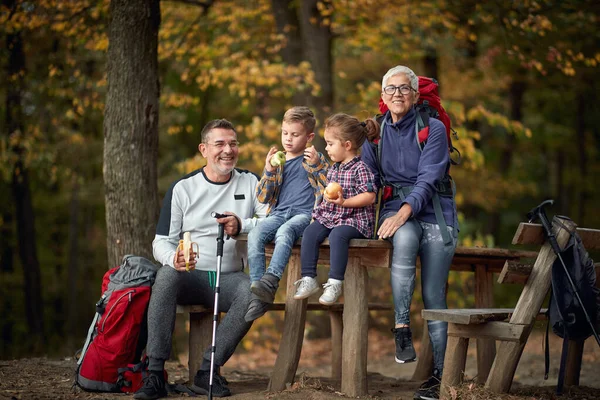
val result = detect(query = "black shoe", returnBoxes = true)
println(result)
[244,296,270,322]
[133,370,168,400]
[190,370,231,397]
[251,273,279,303]
[414,369,441,400]
[392,326,416,363]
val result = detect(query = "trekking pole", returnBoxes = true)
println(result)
[527,200,600,347]
[208,212,227,400]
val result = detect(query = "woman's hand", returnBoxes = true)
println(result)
[378,203,413,239]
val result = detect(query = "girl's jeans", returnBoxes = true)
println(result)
[300,220,364,281]
[384,213,457,372]
[247,210,311,282]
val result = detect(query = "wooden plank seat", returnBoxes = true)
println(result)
[498,259,600,285]
[422,217,600,396]
[176,301,392,383]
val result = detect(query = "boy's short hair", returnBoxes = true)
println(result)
[283,106,316,134]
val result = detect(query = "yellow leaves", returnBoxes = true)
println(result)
[467,105,532,139]
[161,93,200,109]
[176,154,206,175]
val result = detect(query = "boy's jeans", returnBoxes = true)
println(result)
[247,210,311,282]
[383,213,457,371]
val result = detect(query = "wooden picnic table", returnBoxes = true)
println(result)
[236,236,537,397]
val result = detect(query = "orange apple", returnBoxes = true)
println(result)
[325,182,342,200]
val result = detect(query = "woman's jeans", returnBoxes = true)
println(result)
[300,220,364,281]
[247,210,311,282]
[384,213,457,372]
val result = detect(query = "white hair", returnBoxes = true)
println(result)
[381,65,418,91]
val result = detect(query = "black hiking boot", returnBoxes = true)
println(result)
[251,273,280,303]
[414,368,441,400]
[190,369,231,397]
[133,370,167,400]
[392,326,416,363]
[244,295,270,322]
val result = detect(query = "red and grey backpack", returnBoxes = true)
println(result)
[76,255,161,392]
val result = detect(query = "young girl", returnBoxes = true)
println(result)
[293,113,379,305]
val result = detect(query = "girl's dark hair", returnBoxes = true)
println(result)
[324,113,380,149]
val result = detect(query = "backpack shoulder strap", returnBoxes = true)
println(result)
[415,109,430,152]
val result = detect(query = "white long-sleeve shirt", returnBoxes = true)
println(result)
[153,167,268,273]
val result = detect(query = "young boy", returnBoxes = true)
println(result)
[244,106,329,322]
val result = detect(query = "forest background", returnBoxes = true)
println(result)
[0,0,599,360]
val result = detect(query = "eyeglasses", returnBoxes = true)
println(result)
[382,85,416,96]
[204,140,239,150]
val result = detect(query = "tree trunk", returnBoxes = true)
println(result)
[103,0,161,268]
[270,0,308,107]
[575,92,586,223]
[423,47,439,81]
[5,17,45,344]
[0,195,14,272]
[297,0,332,152]
[66,176,80,347]
[488,76,525,237]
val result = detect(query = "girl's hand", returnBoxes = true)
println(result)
[324,190,345,206]
[304,145,319,165]
[378,203,412,239]
[265,146,278,173]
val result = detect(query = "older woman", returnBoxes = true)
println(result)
[361,65,458,400]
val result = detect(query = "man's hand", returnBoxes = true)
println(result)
[378,203,413,239]
[265,146,278,173]
[172,248,197,272]
[304,145,319,165]
[216,212,241,236]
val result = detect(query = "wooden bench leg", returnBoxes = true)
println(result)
[441,330,468,399]
[475,265,496,384]
[330,310,343,381]
[268,253,308,392]
[341,256,368,397]
[188,311,212,383]
[412,323,433,381]
[564,339,584,386]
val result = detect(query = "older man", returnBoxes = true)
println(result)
[135,119,268,399]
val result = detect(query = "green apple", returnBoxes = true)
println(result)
[270,151,286,167]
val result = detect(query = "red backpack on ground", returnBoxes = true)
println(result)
[76,255,161,392]
[378,76,460,164]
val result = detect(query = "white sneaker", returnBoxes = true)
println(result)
[319,279,343,305]
[293,277,320,300]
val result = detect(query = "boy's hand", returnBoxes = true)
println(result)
[304,145,318,165]
[265,146,278,173]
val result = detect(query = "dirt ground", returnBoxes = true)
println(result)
[1,330,599,400]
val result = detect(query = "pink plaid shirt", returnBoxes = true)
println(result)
[313,156,377,238]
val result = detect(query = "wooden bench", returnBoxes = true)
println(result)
[177,237,537,396]
[240,237,536,396]
[422,217,600,396]
[176,302,392,383]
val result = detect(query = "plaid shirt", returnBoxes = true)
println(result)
[256,152,330,214]
[313,156,377,238]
